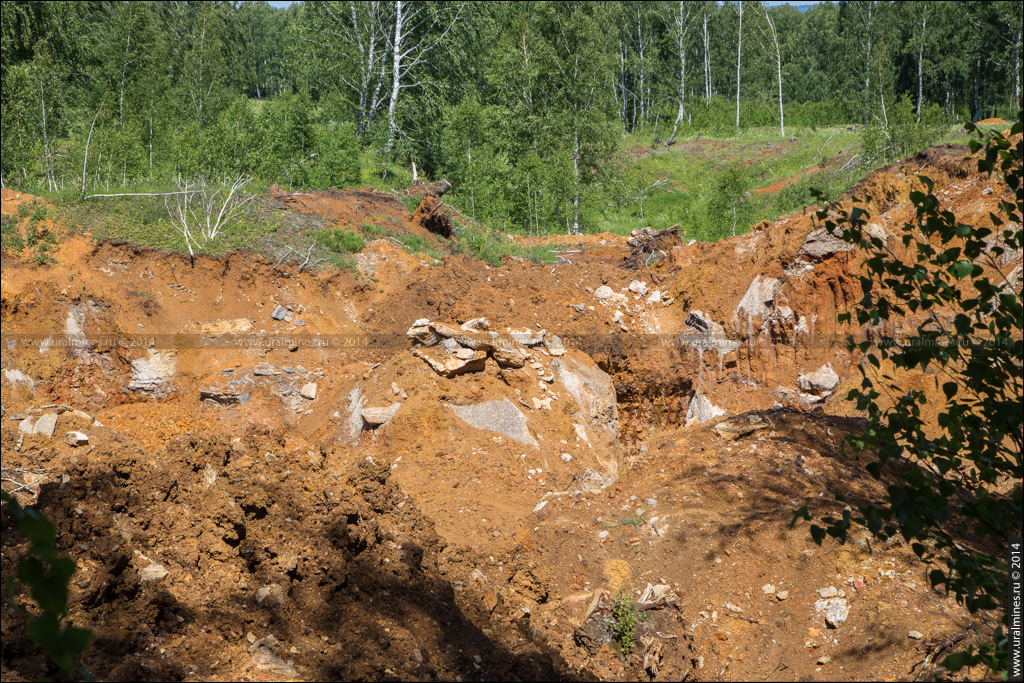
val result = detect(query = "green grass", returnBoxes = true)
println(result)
[594,124,970,242]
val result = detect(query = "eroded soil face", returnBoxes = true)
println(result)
[1,143,1017,681]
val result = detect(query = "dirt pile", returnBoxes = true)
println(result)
[2,141,1018,681]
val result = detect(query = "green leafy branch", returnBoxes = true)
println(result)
[2,491,93,679]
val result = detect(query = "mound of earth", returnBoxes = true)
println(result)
[2,140,1018,681]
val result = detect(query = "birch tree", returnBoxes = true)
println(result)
[759,4,784,137]
[383,0,465,159]
[664,1,694,146]
[303,2,391,137]
[734,1,745,132]
[701,4,713,103]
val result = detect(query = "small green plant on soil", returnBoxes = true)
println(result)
[610,588,647,659]
[319,227,365,254]
[616,512,646,528]
[2,492,93,677]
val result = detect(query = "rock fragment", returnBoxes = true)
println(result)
[64,431,89,447]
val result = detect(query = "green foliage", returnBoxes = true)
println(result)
[610,588,647,660]
[309,122,360,190]
[2,492,92,677]
[797,111,1023,678]
[319,227,364,254]
[862,95,944,164]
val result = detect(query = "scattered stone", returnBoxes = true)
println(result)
[432,321,493,350]
[33,413,58,438]
[561,453,572,462]
[685,390,725,426]
[612,310,625,324]
[249,635,299,677]
[509,328,545,346]
[725,602,743,613]
[594,285,614,300]
[362,404,402,427]
[713,414,769,440]
[908,630,924,640]
[406,323,440,347]
[3,369,35,388]
[18,417,35,434]
[798,227,856,260]
[628,280,649,296]
[254,365,276,376]
[815,597,849,628]
[646,290,662,304]
[532,396,553,411]
[455,348,475,360]
[817,586,839,598]
[492,337,530,368]
[413,347,487,377]
[799,364,840,396]
[543,333,566,356]
[299,383,317,400]
[64,431,89,447]
[271,305,289,321]
[761,584,776,595]
[817,656,831,665]
[256,583,287,607]
[199,388,249,406]
[775,591,789,601]
[136,552,169,582]
[460,317,490,332]
[447,399,538,447]
[570,303,586,313]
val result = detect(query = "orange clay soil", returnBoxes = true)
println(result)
[1,141,1018,682]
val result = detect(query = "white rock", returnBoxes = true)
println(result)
[799,364,840,396]
[646,290,662,304]
[64,431,89,447]
[300,383,317,400]
[594,285,614,300]
[612,310,625,324]
[817,586,839,598]
[761,583,776,595]
[33,413,58,438]
[362,404,402,427]
[561,453,572,462]
[628,280,648,296]
[3,369,35,388]
[413,318,431,327]
[908,630,924,640]
[685,391,725,426]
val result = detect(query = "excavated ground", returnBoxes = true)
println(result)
[1,141,1019,682]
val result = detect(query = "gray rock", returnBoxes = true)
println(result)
[407,324,440,347]
[18,417,36,434]
[713,414,768,440]
[908,630,924,640]
[253,365,276,376]
[256,583,287,607]
[543,333,566,356]
[127,351,176,394]
[64,431,89,447]
[686,391,725,426]
[574,614,616,655]
[460,317,490,332]
[249,635,299,677]
[447,399,538,447]
[362,404,402,427]
[431,321,493,351]
[200,388,249,405]
[33,413,58,438]
[492,337,529,367]
[798,227,855,260]
[3,369,35,388]
[570,303,586,313]
[799,364,840,396]
[271,305,289,320]
[815,597,849,627]
[733,274,782,328]
[817,586,839,598]
[551,357,619,435]
[413,347,487,377]
[628,280,649,296]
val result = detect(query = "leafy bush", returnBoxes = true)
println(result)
[799,112,1022,677]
